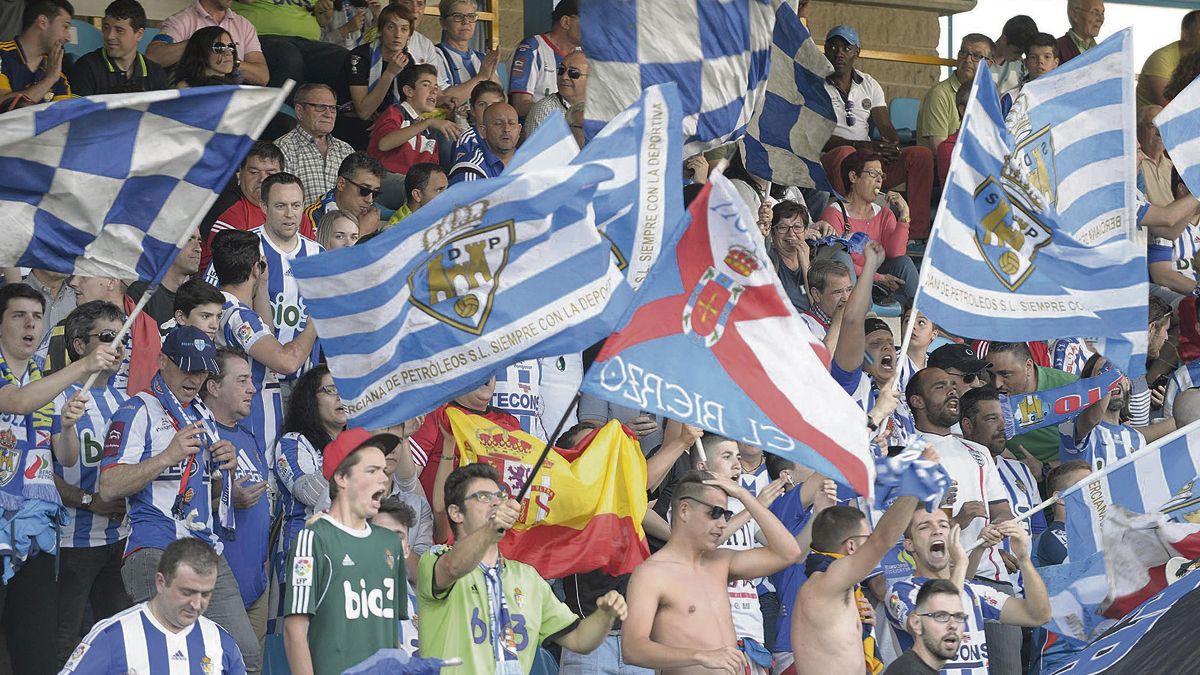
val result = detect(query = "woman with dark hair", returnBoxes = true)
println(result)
[271,365,345,578]
[819,149,919,306]
[1164,47,1200,103]
[175,26,240,88]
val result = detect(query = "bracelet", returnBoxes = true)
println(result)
[867,418,879,432]
[441,455,455,461]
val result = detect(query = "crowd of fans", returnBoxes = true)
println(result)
[0,0,1199,673]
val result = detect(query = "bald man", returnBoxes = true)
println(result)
[1057,0,1104,64]
[1174,389,1200,428]
[449,102,522,184]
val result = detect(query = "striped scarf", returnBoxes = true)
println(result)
[0,352,59,508]
[805,550,884,675]
[367,42,404,108]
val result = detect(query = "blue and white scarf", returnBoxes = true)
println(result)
[479,559,521,674]
[150,372,236,539]
[1001,368,1122,439]
[0,352,58,508]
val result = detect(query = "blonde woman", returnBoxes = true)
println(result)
[316,209,360,250]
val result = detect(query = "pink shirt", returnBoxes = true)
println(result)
[820,202,909,277]
[160,1,263,56]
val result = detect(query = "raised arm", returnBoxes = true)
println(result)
[431,498,519,592]
[704,478,802,580]
[822,496,920,593]
[833,241,885,373]
[247,320,317,376]
[995,522,1052,626]
[0,346,116,416]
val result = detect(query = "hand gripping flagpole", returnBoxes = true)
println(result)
[497,391,582,535]
[961,417,1200,553]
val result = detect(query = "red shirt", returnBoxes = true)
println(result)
[937,130,959,187]
[820,202,909,276]
[410,402,522,505]
[202,196,316,271]
[367,102,440,174]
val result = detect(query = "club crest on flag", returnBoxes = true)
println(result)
[1015,394,1046,428]
[681,245,761,347]
[1160,479,1200,524]
[409,218,514,335]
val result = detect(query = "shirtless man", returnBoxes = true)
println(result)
[623,470,802,674]
[791,495,923,675]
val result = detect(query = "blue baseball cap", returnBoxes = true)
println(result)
[826,25,861,48]
[161,326,220,374]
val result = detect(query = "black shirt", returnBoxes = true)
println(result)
[882,650,940,675]
[66,49,168,96]
[128,282,177,336]
[767,245,809,313]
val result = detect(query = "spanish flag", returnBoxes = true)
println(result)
[446,408,650,578]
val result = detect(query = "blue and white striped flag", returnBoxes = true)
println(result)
[740,0,836,190]
[507,84,687,290]
[1040,551,1112,645]
[1065,419,1200,562]
[581,0,774,156]
[0,86,288,282]
[1155,74,1200,199]
[919,29,1146,377]
[290,164,631,429]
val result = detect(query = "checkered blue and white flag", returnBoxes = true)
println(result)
[0,85,289,282]
[1156,74,1200,200]
[918,29,1146,377]
[741,0,837,190]
[581,0,774,156]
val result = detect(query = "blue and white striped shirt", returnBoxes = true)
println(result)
[61,601,245,674]
[1059,419,1145,472]
[1164,359,1200,418]
[55,381,130,548]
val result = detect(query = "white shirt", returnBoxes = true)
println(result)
[825,70,888,142]
[538,353,583,435]
[492,360,546,440]
[917,432,1011,583]
[721,496,764,643]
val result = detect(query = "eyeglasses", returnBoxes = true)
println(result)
[680,496,735,522]
[859,168,886,180]
[86,330,119,344]
[773,224,807,232]
[343,177,381,199]
[211,42,237,54]
[464,489,508,504]
[318,384,339,397]
[447,12,478,23]
[556,65,587,80]
[298,101,337,114]
[917,611,968,625]
[958,50,990,63]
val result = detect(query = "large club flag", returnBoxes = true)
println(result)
[581,171,872,496]
[581,0,775,156]
[447,409,650,579]
[290,164,631,429]
[740,0,837,190]
[1155,74,1200,199]
[919,29,1146,377]
[0,86,288,282]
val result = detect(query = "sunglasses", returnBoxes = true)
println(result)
[86,330,119,344]
[556,66,587,80]
[947,370,980,384]
[344,177,381,199]
[680,496,735,522]
[211,42,237,55]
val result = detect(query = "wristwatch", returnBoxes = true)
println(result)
[81,493,93,508]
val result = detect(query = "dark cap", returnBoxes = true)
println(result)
[321,428,401,481]
[864,317,892,336]
[160,326,220,374]
[826,25,861,48]
[928,343,991,373]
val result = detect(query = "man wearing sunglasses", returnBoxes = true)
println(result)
[508,0,580,118]
[927,344,990,401]
[624,470,799,674]
[916,33,994,153]
[883,579,963,674]
[276,83,355,205]
[303,152,386,238]
[819,25,934,239]
[418,462,626,673]
[52,301,135,669]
